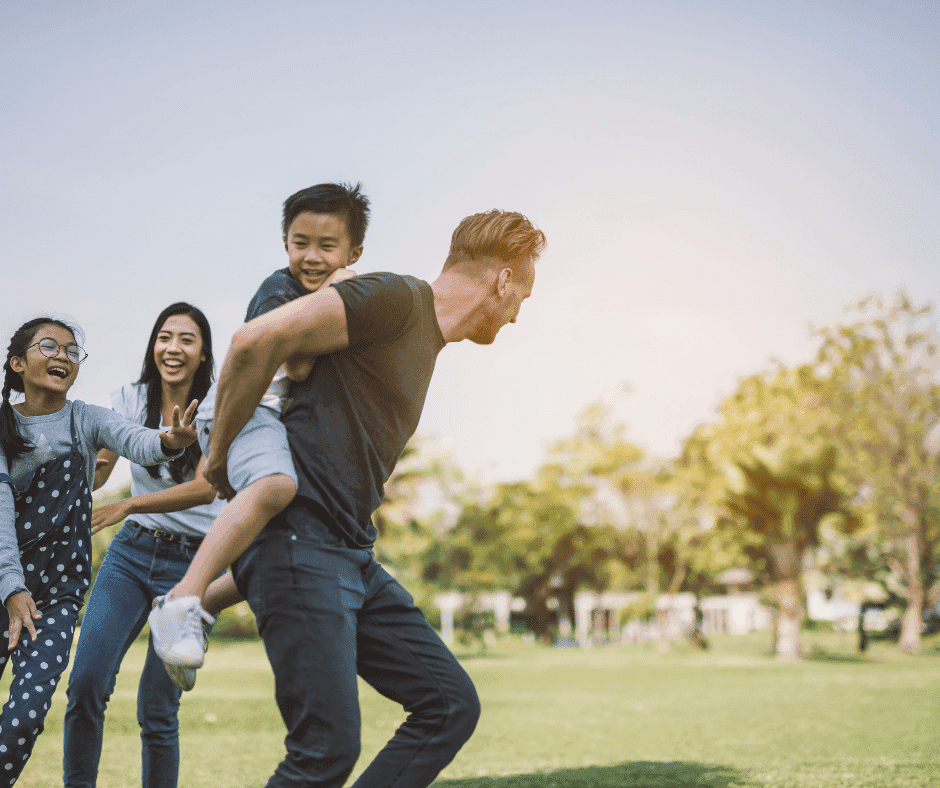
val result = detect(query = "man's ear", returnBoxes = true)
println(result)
[496,267,513,296]
[348,245,363,265]
[283,235,289,252]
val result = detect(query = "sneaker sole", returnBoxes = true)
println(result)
[164,661,197,692]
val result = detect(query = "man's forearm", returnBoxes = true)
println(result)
[211,288,351,460]
[211,330,284,459]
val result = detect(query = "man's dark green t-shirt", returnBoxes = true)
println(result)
[279,272,446,547]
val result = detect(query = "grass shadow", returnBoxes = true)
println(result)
[435,761,748,787]
[804,647,870,663]
[452,649,518,662]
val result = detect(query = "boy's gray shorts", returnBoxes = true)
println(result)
[196,405,297,492]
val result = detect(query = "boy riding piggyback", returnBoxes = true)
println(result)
[149,183,368,676]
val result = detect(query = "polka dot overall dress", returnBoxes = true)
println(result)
[0,412,92,784]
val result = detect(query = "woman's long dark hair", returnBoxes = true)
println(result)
[1,317,82,462]
[138,303,214,483]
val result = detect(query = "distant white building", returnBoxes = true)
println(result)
[434,585,777,646]
[805,589,860,631]
[699,594,772,635]
[569,589,775,645]
[434,591,525,646]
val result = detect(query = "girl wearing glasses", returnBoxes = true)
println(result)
[0,316,198,783]
[61,303,232,788]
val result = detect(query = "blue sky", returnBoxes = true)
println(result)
[2,1,938,487]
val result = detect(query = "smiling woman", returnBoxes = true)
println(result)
[61,302,221,788]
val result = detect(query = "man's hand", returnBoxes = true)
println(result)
[5,590,40,651]
[204,452,236,501]
[160,399,199,451]
[91,500,131,534]
[323,267,357,287]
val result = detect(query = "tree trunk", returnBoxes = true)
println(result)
[774,577,802,661]
[898,529,924,654]
[768,541,802,661]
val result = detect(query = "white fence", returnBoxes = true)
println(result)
[434,589,774,646]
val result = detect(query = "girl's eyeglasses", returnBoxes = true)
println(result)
[27,338,88,364]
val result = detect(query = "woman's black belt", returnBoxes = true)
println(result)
[127,521,202,546]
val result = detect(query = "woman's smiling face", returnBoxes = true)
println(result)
[153,314,206,388]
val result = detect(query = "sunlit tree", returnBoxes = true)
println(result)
[814,294,940,652]
[698,368,860,660]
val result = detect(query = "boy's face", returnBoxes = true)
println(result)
[284,211,363,293]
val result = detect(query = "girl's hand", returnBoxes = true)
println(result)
[160,399,199,451]
[91,500,130,534]
[5,590,41,651]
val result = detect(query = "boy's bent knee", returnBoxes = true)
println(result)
[254,474,296,515]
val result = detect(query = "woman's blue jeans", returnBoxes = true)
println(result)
[63,522,201,788]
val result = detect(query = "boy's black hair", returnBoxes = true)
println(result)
[137,302,215,483]
[282,182,370,247]
[1,317,82,462]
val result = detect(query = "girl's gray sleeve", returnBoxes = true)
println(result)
[81,403,182,467]
[0,449,26,604]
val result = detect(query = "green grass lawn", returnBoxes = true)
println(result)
[12,629,940,787]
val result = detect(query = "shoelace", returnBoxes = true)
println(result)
[183,604,215,645]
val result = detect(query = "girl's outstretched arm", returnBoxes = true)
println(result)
[83,402,186,470]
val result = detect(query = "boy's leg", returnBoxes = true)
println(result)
[170,474,295,602]
[150,406,299,667]
[351,563,480,788]
[150,474,295,668]
[202,572,244,617]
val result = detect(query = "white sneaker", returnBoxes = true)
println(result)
[149,594,215,669]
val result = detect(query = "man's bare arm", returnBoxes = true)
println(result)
[279,268,357,383]
[205,287,350,498]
